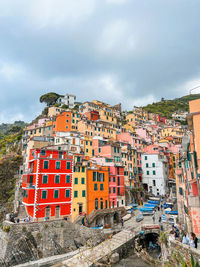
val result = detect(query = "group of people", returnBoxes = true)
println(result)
[172,225,198,249]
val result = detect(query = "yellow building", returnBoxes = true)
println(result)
[71,155,88,222]
[48,106,65,117]
[84,137,93,157]
[161,127,185,138]
[126,113,136,126]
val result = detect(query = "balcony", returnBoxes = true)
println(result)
[188,196,200,208]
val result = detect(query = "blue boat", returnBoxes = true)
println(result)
[148,200,159,204]
[164,202,173,209]
[144,204,157,208]
[139,207,153,212]
[90,226,103,230]
[129,203,138,207]
[165,210,178,215]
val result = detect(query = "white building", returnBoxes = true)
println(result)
[142,153,168,196]
[57,94,76,108]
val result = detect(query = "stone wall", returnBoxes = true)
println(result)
[168,237,200,265]
[0,219,106,266]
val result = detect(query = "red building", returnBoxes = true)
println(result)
[22,149,73,221]
[108,166,125,208]
[85,110,100,121]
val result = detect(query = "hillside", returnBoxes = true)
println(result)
[142,94,200,118]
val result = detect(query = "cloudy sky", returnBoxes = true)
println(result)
[1,0,200,123]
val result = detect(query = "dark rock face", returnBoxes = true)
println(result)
[0,220,106,266]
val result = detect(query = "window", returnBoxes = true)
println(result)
[67,162,71,169]
[145,156,147,160]
[43,161,49,169]
[109,188,111,194]
[113,187,116,193]
[55,175,60,183]
[41,150,46,156]
[109,177,111,182]
[93,172,97,181]
[66,189,70,198]
[147,171,149,175]
[74,178,78,184]
[29,175,33,185]
[105,200,108,209]
[152,163,155,167]
[153,180,156,186]
[153,170,156,175]
[42,190,47,199]
[42,175,48,184]
[82,190,86,197]
[86,149,88,153]
[82,167,85,172]
[66,175,70,183]
[56,161,61,169]
[100,184,104,191]
[94,183,98,191]
[81,177,85,184]
[74,191,78,198]
[54,190,59,198]
[146,163,149,168]
[113,177,116,182]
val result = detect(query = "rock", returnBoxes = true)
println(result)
[111,252,120,264]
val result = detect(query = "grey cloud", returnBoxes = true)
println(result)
[1,0,200,123]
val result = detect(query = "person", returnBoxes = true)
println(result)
[182,232,189,245]
[120,217,124,228]
[174,227,179,239]
[17,218,20,223]
[152,214,155,224]
[189,232,195,248]
[158,206,160,211]
[194,234,198,249]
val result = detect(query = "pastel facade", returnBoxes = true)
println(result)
[57,94,76,108]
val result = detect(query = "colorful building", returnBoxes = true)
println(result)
[22,148,73,221]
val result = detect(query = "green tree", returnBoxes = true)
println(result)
[39,92,60,107]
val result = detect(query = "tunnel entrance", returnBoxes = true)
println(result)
[136,232,161,258]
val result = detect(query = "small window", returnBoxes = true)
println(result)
[146,163,149,168]
[41,150,46,156]
[54,190,59,198]
[67,162,71,170]
[113,187,116,193]
[94,183,98,191]
[113,177,116,182]
[66,189,70,198]
[145,156,147,160]
[152,163,155,167]
[93,172,97,181]
[42,175,48,184]
[55,175,60,183]
[153,170,156,175]
[43,161,49,169]
[74,178,78,184]
[100,184,104,191]
[66,175,70,183]
[82,190,86,197]
[153,180,156,186]
[82,167,85,172]
[42,190,47,199]
[56,161,61,169]
[81,177,85,184]
[74,191,78,198]
[109,188,111,194]
[147,171,149,175]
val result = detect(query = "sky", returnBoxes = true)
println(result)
[1,0,200,123]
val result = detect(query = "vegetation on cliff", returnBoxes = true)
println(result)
[142,94,200,118]
[39,92,61,106]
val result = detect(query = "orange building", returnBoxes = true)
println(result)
[86,166,109,215]
[52,111,81,136]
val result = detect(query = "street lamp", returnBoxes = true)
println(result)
[189,85,200,94]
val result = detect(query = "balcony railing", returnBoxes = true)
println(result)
[188,196,200,208]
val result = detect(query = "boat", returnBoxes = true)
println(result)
[123,214,131,221]
[142,211,155,216]
[148,197,160,201]
[148,200,159,205]
[165,210,178,215]
[90,226,103,230]
[144,204,157,209]
[164,202,173,209]
[139,207,154,212]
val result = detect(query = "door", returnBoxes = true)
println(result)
[55,206,60,219]
[45,206,51,220]
[79,204,83,214]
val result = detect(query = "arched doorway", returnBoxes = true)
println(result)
[113,212,120,224]
[95,198,98,210]
[55,205,60,219]
[45,206,51,220]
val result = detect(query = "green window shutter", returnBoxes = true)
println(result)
[82,190,86,197]
[100,184,104,191]
[42,191,47,199]
[43,161,49,169]
[41,150,46,156]
[113,177,115,182]
[153,170,156,175]
[23,190,26,197]
[82,167,85,172]
[146,163,148,168]
[75,178,78,184]
[29,175,33,184]
[66,189,70,198]
[109,188,111,194]
[67,162,71,169]
[55,175,60,183]
[113,187,116,193]
[54,190,59,198]
[147,171,149,175]
[74,191,78,198]
[81,178,85,184]
[145,156,147,160]
[94,183,98,191]
[66,175,70,183]
[109,177,111,182]
[56,161,61,169]
[43,175,48,184]
[152,163,155,167]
